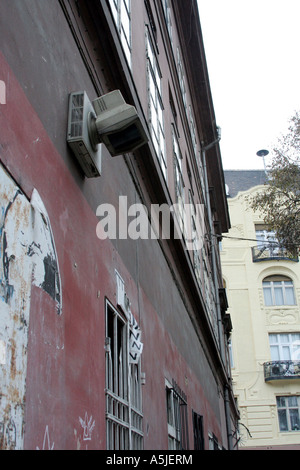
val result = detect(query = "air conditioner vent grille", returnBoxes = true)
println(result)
[95,97,107,113]
[67,91,102,178]
[70,94,84,137]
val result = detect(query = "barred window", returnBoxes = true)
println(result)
[165,380,189,450]
[105,301,143,449]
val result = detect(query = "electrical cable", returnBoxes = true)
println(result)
[212,233,299,249]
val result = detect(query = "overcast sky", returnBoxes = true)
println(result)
[197,0,300,170]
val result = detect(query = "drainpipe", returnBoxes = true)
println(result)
[224,384,233,450]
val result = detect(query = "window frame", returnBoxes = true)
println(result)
[193,411,205,450]
[146,29,167,180]
[269,333,300,361]
[109,0,132,67]
[172,126,185,235]
[105,300,143,450]
[177,47,187,114]
[162,0,172,42]
[276,396,300,432]
[165,379,189,450]
[262,276,296,307]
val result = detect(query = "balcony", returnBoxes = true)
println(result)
[252,245,299,263]
[264,360,300,382]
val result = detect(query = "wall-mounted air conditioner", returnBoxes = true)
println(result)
[67,91,102,178]
[67,90,148,178]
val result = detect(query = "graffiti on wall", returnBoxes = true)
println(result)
[36,426,54,451]
[79,412,95,442]
[0,164,62,449]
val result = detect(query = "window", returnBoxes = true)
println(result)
[188,190,202,285]
[177,48,187,114]
[263,276,296,306]
[228,338,234,368]
[277,396,300,432]
[256,228,278,249]
[162,0,172,41]
[105,302,143,449]
[255,227,282,257]
[109,0,131,66]
[146,30,167,179]
[189,106,197,159]
[269,333,300,361]
[166,380,189,450]
[253,226,298,262]
[202,250,218,339]
[172,128,185,235]
[193,412,204,450]
[208,433,220,450]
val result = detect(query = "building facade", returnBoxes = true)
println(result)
[222,170,300,450]
[0,0,238,450]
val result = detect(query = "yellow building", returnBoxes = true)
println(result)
[221,170,300,450]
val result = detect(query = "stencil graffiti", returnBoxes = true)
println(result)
[129,313,143,364]
[79,412,95,441]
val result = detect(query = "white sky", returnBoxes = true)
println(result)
[197,0,300,170]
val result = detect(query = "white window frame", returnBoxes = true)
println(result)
[188,190,202,285]
[177,47,187,113]
[165,379,189,450]
[105,301,143,450]
[162,0,172,41]
[256,228,279,255]
[109,0,132,67]
[263,276,296,306]
[172,128,185,236]
[189,106,197,159]
[269,333,300,361]
[146,30,167,180]
[277,396,300,432]
[166,382,181,450]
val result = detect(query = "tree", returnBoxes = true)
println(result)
[248,111,300,257]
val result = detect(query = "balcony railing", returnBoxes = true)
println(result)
[252,245,299,262]
[264,360,300,382]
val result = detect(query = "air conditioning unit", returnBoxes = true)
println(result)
[67,90,148,177]
[67,91,102,178]
[92,90,148,156]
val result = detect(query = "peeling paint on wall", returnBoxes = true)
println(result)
[0,164,62,449]
[0,166,32,449]
[30,188,62,315]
